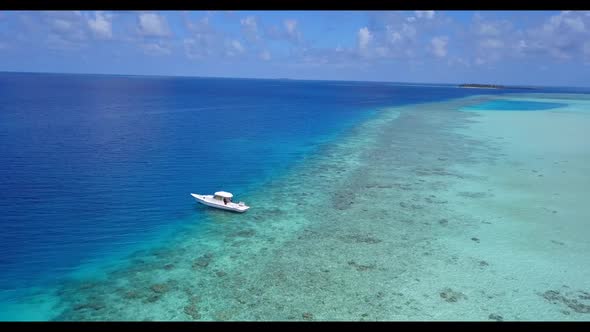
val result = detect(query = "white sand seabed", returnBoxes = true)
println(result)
[435,97,590,320]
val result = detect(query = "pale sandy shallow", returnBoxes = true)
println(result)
[3,93,589,321]
[429,95,590,320]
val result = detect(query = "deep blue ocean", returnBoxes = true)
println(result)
[0,72,580,313]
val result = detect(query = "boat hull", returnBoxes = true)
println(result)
[190,193,249,213]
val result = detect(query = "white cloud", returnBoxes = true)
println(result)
[142,42,171,56]
[479,38,504,49]
[468,15,528,64]
[309,11,452,63]
[431,36,448,57]
[282,19,303,44]
[231,40,244,53]
[137,13,170,37]
[448,56,471,67]
[8,11,118,52]
[52,19,73,33]
[46,14,86,41]
[46,33,85,50]
[472,15,513,38]
[358,27,372,50]
[222,39,246,57]
[184,38,209,59]
[185,15,251,60]
[545,11,586,33]
[284,19,297,36]
[186,16,211,34]
[183,33,219,59]
[265,18,304,45]
[41,12,87,50]
[240,16,260,42]
[183,16,226,60]
[386,23,416,44]
[477,22,501,36]
[17,9,590,71]
[415,11,435,19]
[259,50,271,61]
[521,11,590,61]
[87,11,112,39]
[241,16,256,27]
[565,17,585,32]
[375,46,388,57]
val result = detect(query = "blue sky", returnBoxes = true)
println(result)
[1,10,590,86]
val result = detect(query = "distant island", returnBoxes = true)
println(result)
[459,83,537,90]
[459,83,505,89]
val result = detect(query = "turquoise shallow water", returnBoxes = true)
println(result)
[461,99,568,111]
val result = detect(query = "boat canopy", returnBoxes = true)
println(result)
[214,191,233,198]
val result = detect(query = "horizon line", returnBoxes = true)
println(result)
[0,70,587,90]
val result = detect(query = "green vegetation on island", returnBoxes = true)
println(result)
[459,84,506,89]
[459,83,537,90]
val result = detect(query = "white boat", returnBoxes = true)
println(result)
[190,191,250,213]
